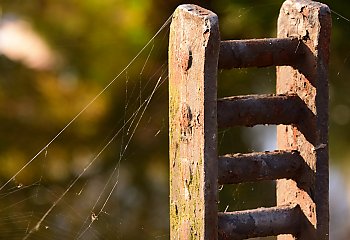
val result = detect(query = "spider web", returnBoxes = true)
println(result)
[0,1,350,240]
[0,9,172,239]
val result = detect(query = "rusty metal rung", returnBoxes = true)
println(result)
[217,94,303,128]
[218,204,301,240]
[218,37,301,69]
[218,150,303,184]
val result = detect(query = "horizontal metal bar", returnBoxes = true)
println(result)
[217,94,303,128]
[218,204,301,239]
[218,37,301,69]
[218,150,303,184]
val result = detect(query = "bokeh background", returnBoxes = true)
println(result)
[0,0,349,239]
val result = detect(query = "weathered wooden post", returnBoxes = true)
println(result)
[276,1,331,239]
[169,0,330,239]
[169,5,220,240]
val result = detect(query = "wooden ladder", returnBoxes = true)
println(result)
[169,0,331,239]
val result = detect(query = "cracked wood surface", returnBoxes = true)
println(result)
[169,4,220,240]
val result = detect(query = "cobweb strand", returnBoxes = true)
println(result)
[0,13,173,193]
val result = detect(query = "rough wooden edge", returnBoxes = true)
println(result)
[276,0,331,239]
[169,4,220,240]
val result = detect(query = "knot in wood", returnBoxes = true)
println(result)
[180,104,193,138]
[178,47,192,71]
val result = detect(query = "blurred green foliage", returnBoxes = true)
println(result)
[0,0,349,239]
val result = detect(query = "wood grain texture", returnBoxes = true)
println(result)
[169,4,220,240]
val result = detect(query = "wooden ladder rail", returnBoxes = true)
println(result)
[169,1,331,239]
